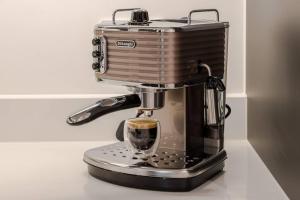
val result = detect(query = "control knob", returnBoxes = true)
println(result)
[92,63,100,70]
[130,9,149,24]
[92,38,101,46]
[92,51,102,58]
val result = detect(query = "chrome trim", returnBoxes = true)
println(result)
[95,78,206,90]
[99,36,107,74]
[112,8,140,25]
[93,35,108,74]
[205,89,218,125]
[143,110,153,117]
[95,22,227,33]
[98,8,227,33]
[139,89,165,110]
[188,9,220,24]
[201,63,217,125]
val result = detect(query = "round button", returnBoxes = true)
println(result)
[92,51,101,58]
[92,38,101,45]
[92,63,100,70]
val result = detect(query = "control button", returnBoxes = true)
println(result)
[92,38,101,46]
[92,51,101,58]
[92,63,100,70]
[130,9,149,24]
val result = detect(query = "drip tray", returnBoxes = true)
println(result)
[84,142,227,191]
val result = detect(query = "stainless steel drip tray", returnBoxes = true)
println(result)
[83,142,227,179]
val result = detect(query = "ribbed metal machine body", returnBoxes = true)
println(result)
[94,20,229,86]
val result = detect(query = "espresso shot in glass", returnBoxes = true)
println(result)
[124,118,160,158]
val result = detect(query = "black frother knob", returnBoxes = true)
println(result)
[92,63,100,70]
[92,50,101,58]
[92,38,101,46]
[130,9,149,24]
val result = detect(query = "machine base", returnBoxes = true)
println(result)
[87,161,224,192]
[84,143,227,192]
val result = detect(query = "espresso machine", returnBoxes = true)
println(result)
[67,8,231,191]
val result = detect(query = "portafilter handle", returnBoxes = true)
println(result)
[66,94,141,126]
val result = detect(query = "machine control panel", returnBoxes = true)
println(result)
[92,36,107,74]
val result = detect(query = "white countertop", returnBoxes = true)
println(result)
[0,140,288,200]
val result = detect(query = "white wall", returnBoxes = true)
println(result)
[0,0,245,94]
[0,0,246,141]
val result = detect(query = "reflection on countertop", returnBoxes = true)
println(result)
[0,140,288,200]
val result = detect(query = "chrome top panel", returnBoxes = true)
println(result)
[96,78,206,90]
[95,20,229,33]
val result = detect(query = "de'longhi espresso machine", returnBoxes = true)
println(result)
[67,8,231,191]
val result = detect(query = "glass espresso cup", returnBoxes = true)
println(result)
[124,118,160,158]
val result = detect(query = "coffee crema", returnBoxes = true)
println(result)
[127,119,157,129]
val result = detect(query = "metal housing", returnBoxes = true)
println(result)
[93,18,229,87]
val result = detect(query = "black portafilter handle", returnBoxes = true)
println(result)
[66,94,141,126]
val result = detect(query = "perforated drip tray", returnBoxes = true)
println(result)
[84,142,227,179]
